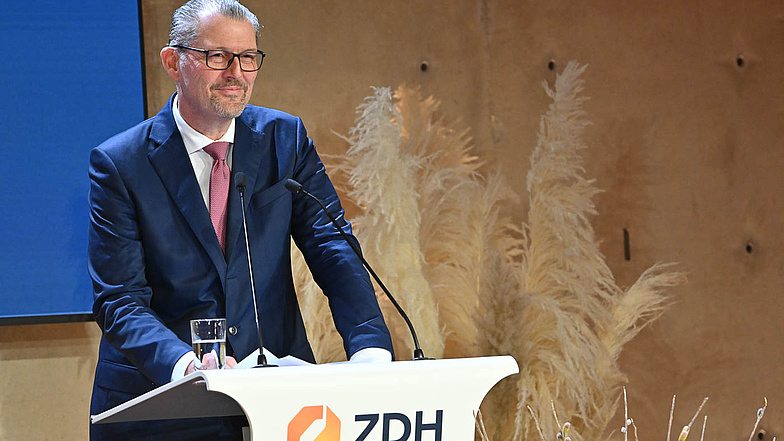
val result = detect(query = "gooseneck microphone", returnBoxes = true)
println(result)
[235,172,275,368]
[285,178,431,361]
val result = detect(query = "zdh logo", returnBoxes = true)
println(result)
[288,405,341,441]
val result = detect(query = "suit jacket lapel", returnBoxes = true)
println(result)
[225,117,268,262]
[147,97,228,282]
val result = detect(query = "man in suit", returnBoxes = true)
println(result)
[88,1,394,439]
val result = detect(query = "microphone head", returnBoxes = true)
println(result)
[235,172,247,192]
[284,179,303,194]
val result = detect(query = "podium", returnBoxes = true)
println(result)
[91,356,518,440]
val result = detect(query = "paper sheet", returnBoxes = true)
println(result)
[236,348,313,369]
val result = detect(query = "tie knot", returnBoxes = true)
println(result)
[203,142,230,161]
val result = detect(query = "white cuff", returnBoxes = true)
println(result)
[171,351,198,382]
[349,347,392,363]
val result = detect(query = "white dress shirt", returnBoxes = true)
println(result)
[172,94,235,209]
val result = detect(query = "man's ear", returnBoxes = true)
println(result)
[160,46,181,82]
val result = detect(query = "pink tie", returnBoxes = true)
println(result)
[203,142,230,254]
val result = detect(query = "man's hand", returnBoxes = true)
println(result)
[185,352,238,375]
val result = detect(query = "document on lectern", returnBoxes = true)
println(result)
[236,348,312,368]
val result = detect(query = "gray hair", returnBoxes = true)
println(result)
[168,0,260,47]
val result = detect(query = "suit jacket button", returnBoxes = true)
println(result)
[228,326,238,335]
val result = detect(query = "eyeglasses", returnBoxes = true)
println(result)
[171,45,265,71]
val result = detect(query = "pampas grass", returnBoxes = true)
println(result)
[340,87,444,358]
[318,86,517,360]
[510,61,620,439]
[495,61,686,441]
[292,61,684,440]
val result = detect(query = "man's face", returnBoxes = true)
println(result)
[172,13,258,128]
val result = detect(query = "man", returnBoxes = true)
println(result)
[88,1,394,439]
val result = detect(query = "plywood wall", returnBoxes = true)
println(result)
[1,1,782,439]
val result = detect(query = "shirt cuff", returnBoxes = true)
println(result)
[349,347,392,363]
[171,351,199,382]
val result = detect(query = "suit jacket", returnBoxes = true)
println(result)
[87,95,393,433]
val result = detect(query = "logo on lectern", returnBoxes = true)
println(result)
[288,405,341,441]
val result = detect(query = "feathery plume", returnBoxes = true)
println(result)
[510,61,683,440]
[342,87,444,358]
[295,62,684,441]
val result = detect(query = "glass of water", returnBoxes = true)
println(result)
[190,318,227,369]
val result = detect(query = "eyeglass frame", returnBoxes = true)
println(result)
[170,44,266,72]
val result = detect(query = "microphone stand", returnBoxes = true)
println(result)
[235,172,275,368]
[285,179,431,361]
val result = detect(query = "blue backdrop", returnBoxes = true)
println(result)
[0,1,146,322]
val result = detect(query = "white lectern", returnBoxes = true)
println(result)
[91,356,518,440]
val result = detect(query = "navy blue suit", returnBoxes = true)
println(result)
[88,95,393,440]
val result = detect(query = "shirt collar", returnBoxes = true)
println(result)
[172,94,236,155]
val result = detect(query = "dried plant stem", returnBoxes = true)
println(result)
[475,410,490,441]
[687,398,709,429]
[700,416,707,441]
[667,395,676,441]
[551,401,562,433]
[747,398,768,441]
[623,387,629,441]
[528,406,547,441]
[676,397,709,441]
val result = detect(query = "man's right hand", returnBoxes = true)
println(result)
[184,352,237,375]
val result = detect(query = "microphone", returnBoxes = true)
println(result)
[235,172,275,368]
[285,178,431,360]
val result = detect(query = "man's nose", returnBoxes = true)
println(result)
[223,55,244,77]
